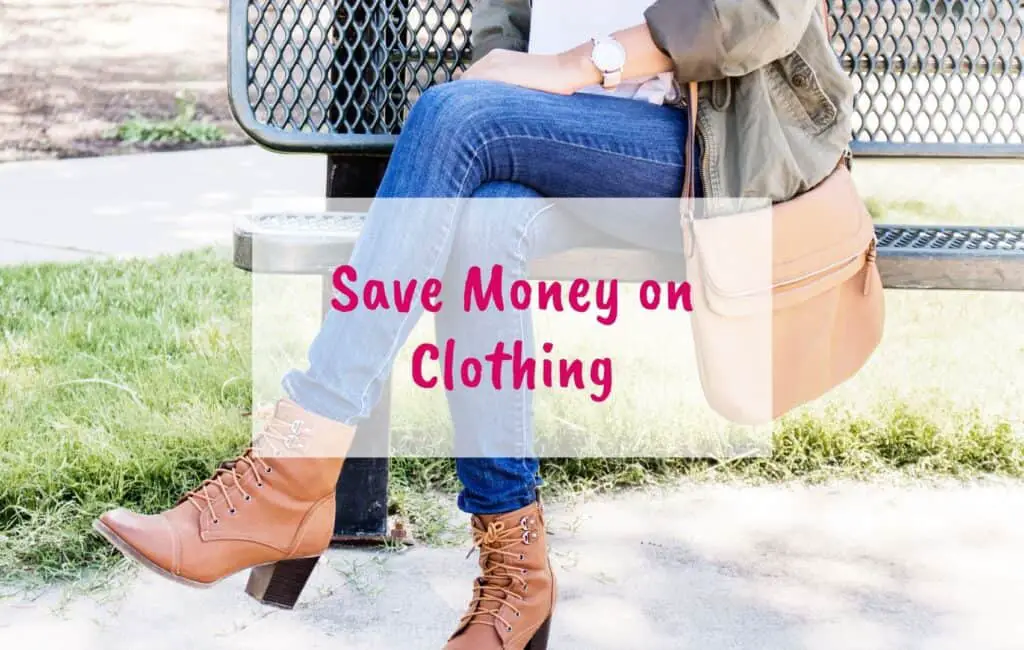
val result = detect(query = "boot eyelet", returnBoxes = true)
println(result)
[515,612,521,618]
[506,626,513,632]
[521,568,527,575]
[229,508,237,515]
[265,467,272,473]
[244,495,252,501]
[519,554,525,561]
[212,519,220,525]
[519,516,528,528]
[256,482,264,488]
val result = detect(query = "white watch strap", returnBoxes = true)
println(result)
[602,69,622,90]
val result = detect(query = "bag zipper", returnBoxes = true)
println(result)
[774,238,876,296]
[703,239,877,299]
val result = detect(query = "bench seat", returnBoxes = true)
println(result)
[234,214,1024,291]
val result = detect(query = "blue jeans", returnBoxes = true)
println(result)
[283,80,698,515]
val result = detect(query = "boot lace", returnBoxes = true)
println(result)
[180,421,304,524]
[460,516,537,634]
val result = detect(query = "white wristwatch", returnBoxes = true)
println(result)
[589,36,626,90]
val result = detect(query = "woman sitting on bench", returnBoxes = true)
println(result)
[94,1,854,648]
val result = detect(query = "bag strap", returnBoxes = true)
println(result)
[680,1,834,209]
[681,82,698,216]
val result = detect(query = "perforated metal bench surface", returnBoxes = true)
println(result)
[226,1,1024,292]
[234,214,1024,291]
[228,0,1024,157]
[227,1,1024,291]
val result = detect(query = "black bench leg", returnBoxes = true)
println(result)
[332,382,392,543]
[318,273,393,543]
[323,154,393,543]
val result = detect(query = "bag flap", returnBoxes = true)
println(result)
[688,167,875,315]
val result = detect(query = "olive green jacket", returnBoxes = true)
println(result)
[471,0,855,206]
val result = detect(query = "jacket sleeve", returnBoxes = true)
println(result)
[470,0,531,59]
[644,0,820,81]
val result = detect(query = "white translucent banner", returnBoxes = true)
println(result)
[246,196,775,458]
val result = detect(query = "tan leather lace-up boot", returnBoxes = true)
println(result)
[445,501,556,650]
[93,399,354,609]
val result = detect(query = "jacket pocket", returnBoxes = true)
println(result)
[767,50,838,135]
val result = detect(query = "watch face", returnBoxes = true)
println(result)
[591,40,626,73]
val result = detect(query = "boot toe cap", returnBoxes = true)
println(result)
[97,508,179,576]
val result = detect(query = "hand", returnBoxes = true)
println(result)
[460,49,601,95]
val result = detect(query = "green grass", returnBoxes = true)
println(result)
[107,92,225,146]
[865,196,959,222]
[1,249,1021,584]
[0,251,251,584]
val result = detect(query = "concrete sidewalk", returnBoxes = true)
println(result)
[1,481,1022,650]
[0,146,324,265]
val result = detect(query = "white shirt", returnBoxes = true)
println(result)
[576,71,679,106]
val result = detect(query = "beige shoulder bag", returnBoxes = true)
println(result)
[681,2,884,425]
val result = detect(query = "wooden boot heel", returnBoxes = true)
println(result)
[245,555,321,609]
[525,617,552,650]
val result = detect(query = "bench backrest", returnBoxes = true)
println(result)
[228,0,1024,157]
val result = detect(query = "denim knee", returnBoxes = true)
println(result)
[405,80,523,143]
[448,182,550,266]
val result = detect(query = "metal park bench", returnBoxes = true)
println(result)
[228,0,1024,541]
